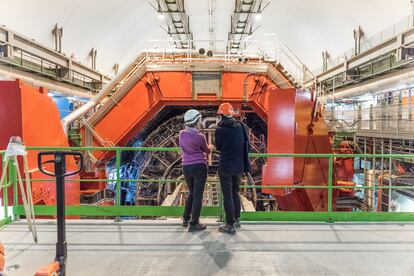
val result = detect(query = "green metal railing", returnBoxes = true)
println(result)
[2,146,414,227]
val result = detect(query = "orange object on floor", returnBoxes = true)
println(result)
[34,260,60,276]
[0,242,4,272]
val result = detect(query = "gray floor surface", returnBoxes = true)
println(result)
[1,219,414,276]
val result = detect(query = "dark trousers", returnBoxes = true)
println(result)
[183,163,207,225]
[219,171,242,225]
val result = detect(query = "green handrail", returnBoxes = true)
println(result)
[25,146,414,158]
[2,146,414,224]
[1,151,7,223]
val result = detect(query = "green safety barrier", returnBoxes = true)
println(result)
[1,146,414,226]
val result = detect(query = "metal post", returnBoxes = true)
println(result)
[115,149,121,207]
[327,156,333,213]
[411,0,414,27]
[397,102,402,134]
[409,89,412,123]
[380,138,384,211]
[12,159,17,214]
[369,104,373,130]
[2,157,8,219]
[353,26,363,55]
[364,136,367,171]
[363,137,368,208]
[388,138,392,211]
[54,152,67,272]
[371,138,376,210]
[218,182,224,222]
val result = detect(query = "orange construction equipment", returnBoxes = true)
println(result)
[0,80,80,211]
[0,242,4,272]
[34,261,60,276]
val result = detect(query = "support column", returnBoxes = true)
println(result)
[52,24,63,53]
[353,26,364,56]
[396,34,404,61]
[67,59,73,81]
[411,0,414,27]
[322,51,329,72]
[397,99,402,134]
[113,63,119,76]
[369,104,373,130]
[363,137,367,185]
[5,31,14,58]
[409,88,413,122]
[90,48,97,70]
[371,138,376,210]
[380,138,384,211]
[357,105,362,130]
[343,60,349,82]
[388,138,393,212]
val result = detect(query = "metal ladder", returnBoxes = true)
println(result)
[207,181,220,206]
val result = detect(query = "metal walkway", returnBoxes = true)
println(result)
[2,220,414,275]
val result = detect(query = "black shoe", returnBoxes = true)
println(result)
[234,218,241,229]
[182,220,189,227]
[218,224,236,234]
[188,223,207,232]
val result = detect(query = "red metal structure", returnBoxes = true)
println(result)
[0,80,79,207]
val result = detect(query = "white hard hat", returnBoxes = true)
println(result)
[184,109,201,125]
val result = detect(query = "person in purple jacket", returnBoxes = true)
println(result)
[179,109,212,232]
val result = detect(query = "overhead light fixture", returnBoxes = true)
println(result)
[158,13,165,20]
[254,13,262,21]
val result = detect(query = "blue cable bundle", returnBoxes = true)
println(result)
[106,139,148,205]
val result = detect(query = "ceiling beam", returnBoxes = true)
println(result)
[227,0,268,54]
[150,0,194,49]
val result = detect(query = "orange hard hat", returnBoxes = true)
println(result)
[217,103,234,117]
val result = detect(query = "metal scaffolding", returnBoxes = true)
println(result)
[0,25,110,94]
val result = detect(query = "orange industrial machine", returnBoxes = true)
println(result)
[0,242,4,273]
[0,56,355,212]
[76,57,354,211]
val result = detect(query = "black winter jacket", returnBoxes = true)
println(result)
[214,117,251,174]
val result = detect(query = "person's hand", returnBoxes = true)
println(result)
[208,144,215,151]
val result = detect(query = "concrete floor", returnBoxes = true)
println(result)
[1,219,414,276]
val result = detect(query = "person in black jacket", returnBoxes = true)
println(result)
[215,103,251,234]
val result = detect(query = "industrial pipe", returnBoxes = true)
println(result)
[0,64,92,98]
[322,65,414,100]
[61,53,147,133]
